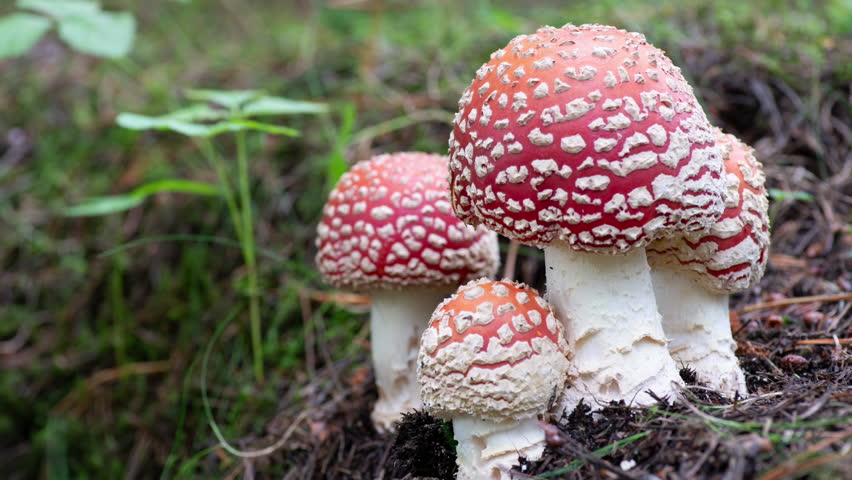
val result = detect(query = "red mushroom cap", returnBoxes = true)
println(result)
[647,130,770,292]
[448,24,727,253]
[418,279,570,422]
[316,152,499,290]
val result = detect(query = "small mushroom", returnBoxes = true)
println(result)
[648,131,770,395]
[316,152,500,431]
[418,279,571,480]
[447,24,728,409]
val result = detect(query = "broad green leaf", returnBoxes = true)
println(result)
[18,0,99,18]
[768,188,814,202]
[0,13,52,60]
[64,179,219,216]
[186,89,262,110]
[63,195,143,216]
[56,10,135,58]
[242,96,328,116]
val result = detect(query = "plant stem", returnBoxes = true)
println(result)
[235,131,263,384]
[199,139,243,243]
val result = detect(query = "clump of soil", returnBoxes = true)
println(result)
[389,410,457,479]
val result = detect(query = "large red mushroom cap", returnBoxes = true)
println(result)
[448,24,727,253]
[316,152,499,290]
[418,279,570,423]
[647,130,770,292]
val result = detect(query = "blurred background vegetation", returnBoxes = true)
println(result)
[1,0,850,478]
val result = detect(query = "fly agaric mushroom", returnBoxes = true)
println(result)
[418,279,570,480]
[648,130,770,395]
[316,152,500,431]
[447,24,728,409]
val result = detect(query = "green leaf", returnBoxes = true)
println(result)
[185,89,262,110]
[115,112,166,130]
[0,13,52,60]
[56,10,135,58]
[63,195,143,216]
[130,179,220,198]
[117,112,300,138]
[768,188,814,202]
[227,119,299,136]
[162,104,228,122]
[63,179,219,216]
[117,113,216,136]
[242,96,328,116]
[18,0,100,18]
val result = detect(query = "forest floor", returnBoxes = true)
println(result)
[1,1,850,479]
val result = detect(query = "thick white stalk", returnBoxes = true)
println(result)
[452,415,545,480]
[544,244,682,411]
[651,269,747,396]
[369,287,451,432]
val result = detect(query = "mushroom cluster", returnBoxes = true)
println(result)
[313,21,769,479]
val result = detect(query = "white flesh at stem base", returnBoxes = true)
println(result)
[651,269,747,396]
[369,287,452,432]
[544,244,683,412]
[452,415,545,480]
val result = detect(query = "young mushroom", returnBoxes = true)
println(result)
[447,24,728,409]
[418,279,571,480]
[316,152,500,431]
[647,130,770,395]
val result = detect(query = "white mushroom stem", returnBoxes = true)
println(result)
[369,287,451,432]
[452,415,545,480]
[544,244,682,411]
[651,269,747,396]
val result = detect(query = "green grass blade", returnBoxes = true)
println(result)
[63,179,218,216]
[62,194,143,216]
[130,179,219,197]
[201,307,249,457]
[768,188,814,202]
[326,102,356,191]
